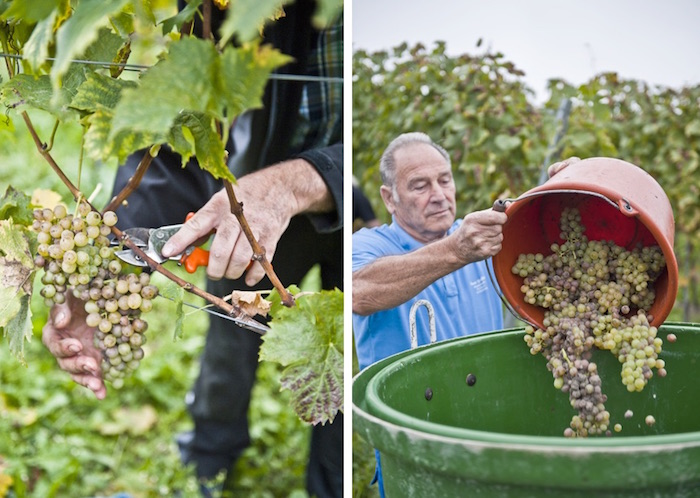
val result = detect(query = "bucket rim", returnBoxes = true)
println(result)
[353,323,700,451]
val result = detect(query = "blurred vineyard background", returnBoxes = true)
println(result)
[352,42,700,496]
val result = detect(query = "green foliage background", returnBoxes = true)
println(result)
[0,112,316,498]
[352,42,700,497]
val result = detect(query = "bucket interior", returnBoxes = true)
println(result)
[492,192,674,329]
[364,325,700,441]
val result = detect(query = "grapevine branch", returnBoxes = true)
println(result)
[223,180,295,307]
[20,112,252,321]
[103,148,154,213]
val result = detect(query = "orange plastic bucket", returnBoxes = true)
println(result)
[492,157,678,329]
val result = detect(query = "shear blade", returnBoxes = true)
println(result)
[115,248,148,267]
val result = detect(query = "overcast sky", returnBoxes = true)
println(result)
[351,0,700,102]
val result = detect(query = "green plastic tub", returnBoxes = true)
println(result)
[352,323,700,497]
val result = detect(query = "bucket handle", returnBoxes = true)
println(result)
[409,299,436,349]
[493,189,630,213]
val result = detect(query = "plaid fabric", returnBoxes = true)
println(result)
[291,13,343,151]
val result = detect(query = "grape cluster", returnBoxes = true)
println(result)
[32,202,158,389]
[513,207,666,437]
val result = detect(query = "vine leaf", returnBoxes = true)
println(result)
[0,214,35,363]
[3,293,32,365]
[22,8,58,71]
[260,289,343,425]
[110,37,219,138]
[0,186,34,226]
[50,0,129,92]
[0,66,86,116]
[0,0,60,24]
[311,0,343,29]
[167,112,228,179]
[218,42,292,119]
[160,0,201,35]
[217,0,289,45]
[83,107,157,165]
[158,280,186,341]
[70,70,137,112]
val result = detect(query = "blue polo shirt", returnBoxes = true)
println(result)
[352,217,504,370]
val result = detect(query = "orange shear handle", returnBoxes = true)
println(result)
[180,212,211,273]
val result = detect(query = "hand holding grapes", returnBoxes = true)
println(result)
[42,294,107,399]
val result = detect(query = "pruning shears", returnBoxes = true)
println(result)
[114,223,211,273]
[113,216,269,335]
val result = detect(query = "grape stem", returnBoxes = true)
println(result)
[20,111,254,323]
[103,149,154,214]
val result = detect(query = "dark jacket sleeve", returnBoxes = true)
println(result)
[296,142,343,233]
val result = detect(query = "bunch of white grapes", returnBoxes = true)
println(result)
[32,202,158,388]
[512,207,666,437]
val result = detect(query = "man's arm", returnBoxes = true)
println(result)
[352,208,507,315]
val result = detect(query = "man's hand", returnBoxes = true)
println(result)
[42,294,106,399]
[450,208,508,264]
[161,159,333,285]
[548,156,581,177]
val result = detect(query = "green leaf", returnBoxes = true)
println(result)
[71,71,137,112]
[0,286,21,328]
[0,219,33,268]
[0,0,60,23]
[311,0,343,29]
[168,112,232,181]
[218,42,292,120]
[684,120,700,137]
[1,66,87,115]
[157,281,185,340]
[218,0,290,45]
[568,131,596,149]
[22,8,58,71]
[110,37,218,137]
[494,133,521,151]
[260,289,343,425]
[50,0,129,91]
[160,0,201,35]
[1,74,54,112]
[83,107,159,165]
[83,27,127,68]
[3,293,32,364]
[0,186,34,226]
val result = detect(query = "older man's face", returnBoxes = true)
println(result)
[381,143,457,243]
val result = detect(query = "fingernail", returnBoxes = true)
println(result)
[68,344,81,354]
[161,242,173,257]
[55,312,65,324]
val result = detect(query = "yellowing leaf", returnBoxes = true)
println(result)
[260,289,343,425]
[31,189,62,209]
[4,293,32,364]
[98,405,158,436]
[0,287,22,329]
[0,220,34,268]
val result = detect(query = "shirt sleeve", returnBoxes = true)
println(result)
[296,142,343,233]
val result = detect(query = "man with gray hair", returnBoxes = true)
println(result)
[352,132,507,371]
